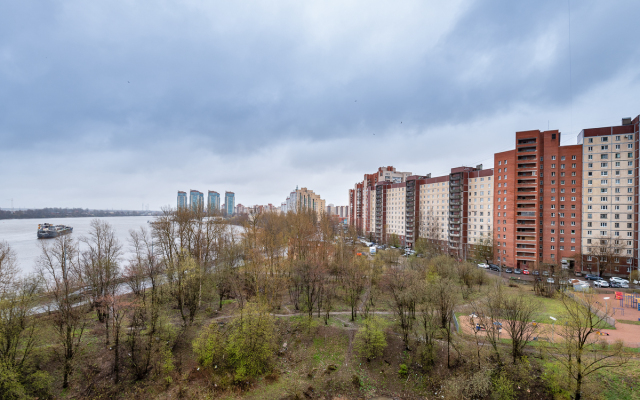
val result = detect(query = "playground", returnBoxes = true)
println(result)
[457,291,640,348]
[591,292,640,347]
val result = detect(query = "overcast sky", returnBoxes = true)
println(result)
[1,1,639,211]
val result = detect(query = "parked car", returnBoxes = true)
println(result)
[505,268,514,273]
[533,270,540,276]
[542,271,549,276]
[489,264,501,272]
[523,269,530,275]
[610,282,622,288]
[610,277,629,284]
[514,268,522,274]
[594,280,610,288]
[477,263,489,269]
[547,278,555,284]
[585,274,601,280]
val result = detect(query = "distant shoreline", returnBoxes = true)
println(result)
[0,209,160,220]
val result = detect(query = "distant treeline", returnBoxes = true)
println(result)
[0,208,157,220]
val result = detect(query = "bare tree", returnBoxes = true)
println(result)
[500,294,539,363]
[0,273,39,373]
[38,236,88,389]
[342,256,368,321]
[586,235,627,277]
[0,241,19,296]
[384,267,417,349]
[429,276,457,367]
[550,293,630,400]
[79,219,122,345]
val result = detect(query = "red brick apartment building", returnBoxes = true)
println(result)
[495,130,583,270]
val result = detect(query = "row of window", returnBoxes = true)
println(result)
[586,134,634,143]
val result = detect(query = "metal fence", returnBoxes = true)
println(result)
[565,292,616,328]
[452,311,460,333]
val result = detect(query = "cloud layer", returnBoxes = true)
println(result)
[1,0,639,209]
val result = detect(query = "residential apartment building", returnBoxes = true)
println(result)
[225,192,235,216]
[177,191,188,209]
[578,117,639,275]
[283,187,326,215]
[359,166,492,255]
[349,166,412,234]
[494,130,582,270]
[207,191,220,212]
[189,190,204,212]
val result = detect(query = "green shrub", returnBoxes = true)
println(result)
[225,303,278,382]
[491,372,515,400]
[24,370,54,399]
[353,317,387,361]
[0,363,26,400]
[193,323,225,369]
[398,364,409,379]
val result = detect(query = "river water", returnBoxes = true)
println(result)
[0,216,153,276]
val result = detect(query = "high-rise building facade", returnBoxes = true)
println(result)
[359,166,492,253]
[284,187,326,215]
[190,190,204,212]
[578,117,639,275]
[494,130,582,270]
[208,191,220,212]
[177,191,188,209]
[225,192,235,216]
[349,166,412,234]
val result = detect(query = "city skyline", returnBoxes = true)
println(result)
[1,1,639,210]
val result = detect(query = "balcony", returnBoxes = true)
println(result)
[516,252,536,258]
[450,200,461,206]
[517,163,536,169]
[450,232,460,237]
[516,236,536,241]
[517,204,535,209]
[516,211,536,217]
[518,138,537,145]
[516,220,536,225]
[449,243,460,249]
[451,187,461,193]
[516,227,535,233]
[517,155,536,161]
[517,146,537,153]
[517,195,536,201]
[517,179,537,185]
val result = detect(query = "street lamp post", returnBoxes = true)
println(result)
[550,316,557,341]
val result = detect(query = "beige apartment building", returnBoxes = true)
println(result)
[418,178,450,242]
[579,123,637,274]
[283,187,326,216]
[467,175,494,244]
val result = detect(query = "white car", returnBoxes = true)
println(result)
[594,280,610,288]
[477,263,489,269]
[610,277,629,284]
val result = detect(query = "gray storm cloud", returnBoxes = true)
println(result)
[0,0,638,209]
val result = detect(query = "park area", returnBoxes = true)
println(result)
[457,284,640,348]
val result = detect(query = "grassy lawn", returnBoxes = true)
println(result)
[617,319,640,325]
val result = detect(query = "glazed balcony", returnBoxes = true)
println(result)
[517,155,536,161]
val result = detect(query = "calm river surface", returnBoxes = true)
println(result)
[0,216,154,276]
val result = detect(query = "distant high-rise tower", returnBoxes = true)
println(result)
[225,192,235,216]
[190,190,204,212]
[208,191,220,212]
[177,191,188,209]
